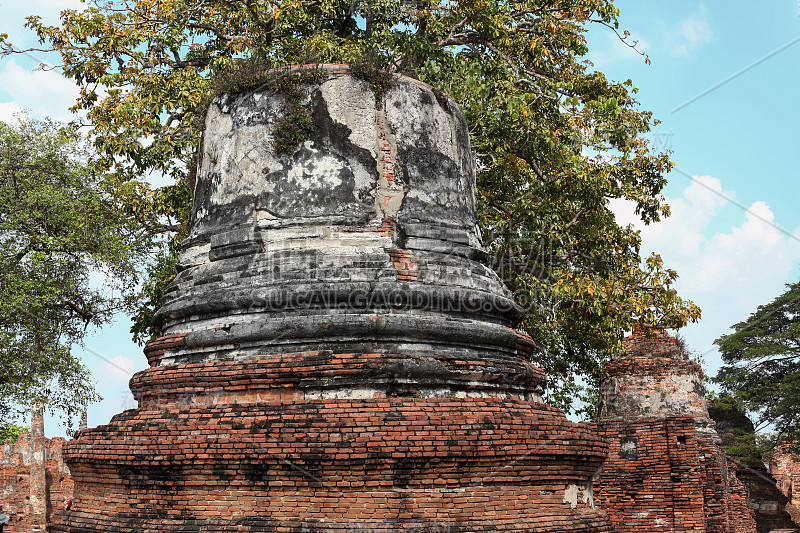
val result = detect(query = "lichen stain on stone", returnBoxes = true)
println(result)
[319,76,380,212]
[308,88,379,218]
[259,144,369,219]
[319,75,378,161]
[381,79,477,231]
[192,91,286,233]
[383,82,457,159]
[286,145,347,190]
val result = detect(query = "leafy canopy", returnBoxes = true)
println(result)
[0,118,145,424]
[706,394,778,464]
[0,422,29,443]
[3,0,700,415]
[715,281,800,449]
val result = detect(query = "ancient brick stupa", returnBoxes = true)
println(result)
[53,65,613,532]
[594,329,758,533]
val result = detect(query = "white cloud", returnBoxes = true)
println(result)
[97,354,136,381]
[612,175,799,294]
[0,102,28,124]
[611,175,734,259]
[0,59,81,121]
[663,7,714,56]
[611,175,800,376]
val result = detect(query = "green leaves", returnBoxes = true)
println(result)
[0,118,146,425]
[0,422,28,443]
[715,281,800,450]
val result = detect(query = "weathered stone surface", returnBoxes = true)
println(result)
[596,332,708,420]
[152,66,531,398]
[595,329,758,533]
[53,65,613,532]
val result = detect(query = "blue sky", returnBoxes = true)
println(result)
[2,1,800,435]
[587,1,800,375]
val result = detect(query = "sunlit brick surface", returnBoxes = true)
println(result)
[769,449,800,527]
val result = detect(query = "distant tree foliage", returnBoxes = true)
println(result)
[0,422,28,443]
[707,394,777,464]
[2,0,701,416]
[715,281,800,449]
[0,118,146,424]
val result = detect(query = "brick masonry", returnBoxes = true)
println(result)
[1,409,73,532]
[769,448,800,527]
[51,66,615,532]
[708,401,799,533]
[595,329,759,533]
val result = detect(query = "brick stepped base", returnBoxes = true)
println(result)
[132,350,547,406]
[53,398,611,532]
[52,513,612,532]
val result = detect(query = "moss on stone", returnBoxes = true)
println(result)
[205,59,325,154]
[349,56,395,107]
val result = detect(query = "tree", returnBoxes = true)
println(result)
[707,394,775,464]
[2,0,700,415]
[0,117,146,425]
[715,281,800,449]
[0,422,28,443]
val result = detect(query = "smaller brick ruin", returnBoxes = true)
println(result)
[770,448,800,526]
[0,408,72,532]
[594,329,758,533]
[708,400,798,533]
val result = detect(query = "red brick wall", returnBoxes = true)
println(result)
[1,432,73,532]
[770,449,800,524]
[595,418,757,533]
[621,329,684,359]
[696,434,758,533]
[595,417,707,532]
[0,459,31,532]
[598,330,708,421]
[44,438,73,526]
[596,330,758,533]
[54,394,614,532]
